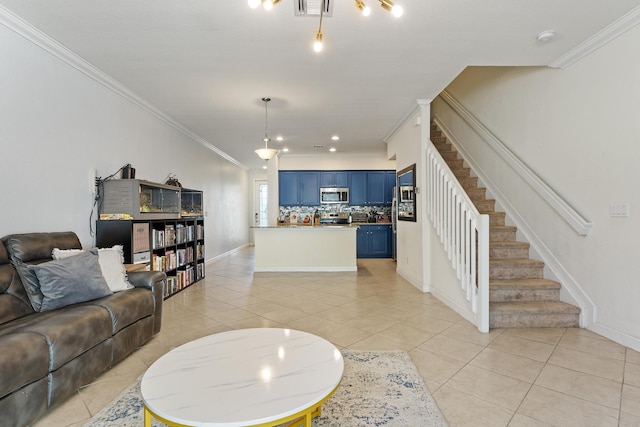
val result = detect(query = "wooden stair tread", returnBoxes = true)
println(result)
[490,301,581,314]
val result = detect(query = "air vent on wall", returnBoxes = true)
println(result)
[295,0,333,16]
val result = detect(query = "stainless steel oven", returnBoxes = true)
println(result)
[320,187,349,204]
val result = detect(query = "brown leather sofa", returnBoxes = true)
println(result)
[0,232,165,427]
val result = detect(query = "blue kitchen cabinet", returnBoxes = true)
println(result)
[320,172,348,188]
[367,172,386,205]
[299,172,320,206]
[398,171,413,186]
[356,224,392,258]
[348,171,389,206]
[279,172,299,206]
[356,226,369,258]
[348,172,368,205]
[385,171,397,205]
[279,171,319,206]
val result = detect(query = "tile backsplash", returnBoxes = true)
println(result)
[279,205,391,223]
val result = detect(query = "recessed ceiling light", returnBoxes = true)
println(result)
[329,147,337,152]
[282,148,289,152]
[276,136,284,142]
[262,165,267,169]
[331,135,340,141]
[536,30,556,43]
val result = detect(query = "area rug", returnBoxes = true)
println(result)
[84,350,449,426]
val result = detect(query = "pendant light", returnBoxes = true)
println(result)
[255,97,279,161]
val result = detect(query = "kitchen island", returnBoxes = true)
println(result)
[253,225,358,272]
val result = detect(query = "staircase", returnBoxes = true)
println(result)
[430,123,580,328]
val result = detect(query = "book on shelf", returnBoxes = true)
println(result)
[152,229,165,249]
[175,223,186,244]
[164,224,176,246]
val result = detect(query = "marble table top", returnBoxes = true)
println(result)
[140,328,344,426]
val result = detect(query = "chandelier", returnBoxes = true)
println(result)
[248,0,404,53]
[255,97,279,161]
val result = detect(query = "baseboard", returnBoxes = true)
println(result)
[396,267,426,292]
[205,243,251,265]
[254,266,357,272]
[588,322,640,353]
[429,287,475,326]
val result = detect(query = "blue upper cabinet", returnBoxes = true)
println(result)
[348,172,368,205]
[299,172,320,206]
[367,172,385,205]
[279,172,299,206]
[348,171,390,206]
[279,171,319,206]
[385,171,397,204]
[281,170,394,207]
[320,171,348,188]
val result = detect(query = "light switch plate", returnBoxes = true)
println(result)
[610,203,630,217]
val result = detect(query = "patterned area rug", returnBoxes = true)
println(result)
[84,350,449,426]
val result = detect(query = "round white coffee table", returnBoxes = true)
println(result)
[141,328,344,426]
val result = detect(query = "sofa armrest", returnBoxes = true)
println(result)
[127,271,165,335]
[128,271,165,290]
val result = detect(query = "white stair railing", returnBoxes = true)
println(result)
[426,140,490,333]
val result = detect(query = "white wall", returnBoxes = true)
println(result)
[0,23,249,259]
[386,107,426,291]
[438,23,640,349]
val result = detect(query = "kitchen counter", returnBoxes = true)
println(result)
[253,225,357,272]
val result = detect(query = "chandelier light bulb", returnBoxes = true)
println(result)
[356,0,371,16]
[392,5,403,17]
[313,31,323,52]
[263,0,274,11]
[248,0,261,9]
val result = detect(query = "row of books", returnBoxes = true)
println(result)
[151,247,194,272]
[164,267,194,297]
[152,224,204,249]
[196,262,204,280]
[163,263,204,298]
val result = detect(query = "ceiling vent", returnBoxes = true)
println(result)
[313,145,326,150]
[295,0,333,16]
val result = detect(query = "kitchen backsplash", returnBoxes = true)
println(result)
[279,205,392,223]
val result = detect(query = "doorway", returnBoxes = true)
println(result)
[253,179,268,227]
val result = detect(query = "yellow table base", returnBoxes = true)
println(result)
[143,382,341,427]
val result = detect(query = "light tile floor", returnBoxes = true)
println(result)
[34,247,640,427]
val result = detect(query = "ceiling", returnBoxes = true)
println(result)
[2,1,639,169]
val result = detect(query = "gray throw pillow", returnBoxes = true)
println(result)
[13,260,45,311]
[30,249,112,312]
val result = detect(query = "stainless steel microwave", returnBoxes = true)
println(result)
[320,187,349,204]
[400,186,414,202]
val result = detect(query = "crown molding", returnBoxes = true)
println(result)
[550,5,640,69]
[383,98,433,143]
[0,5,246,170]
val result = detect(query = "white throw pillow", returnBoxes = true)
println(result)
[52,245,134,292]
